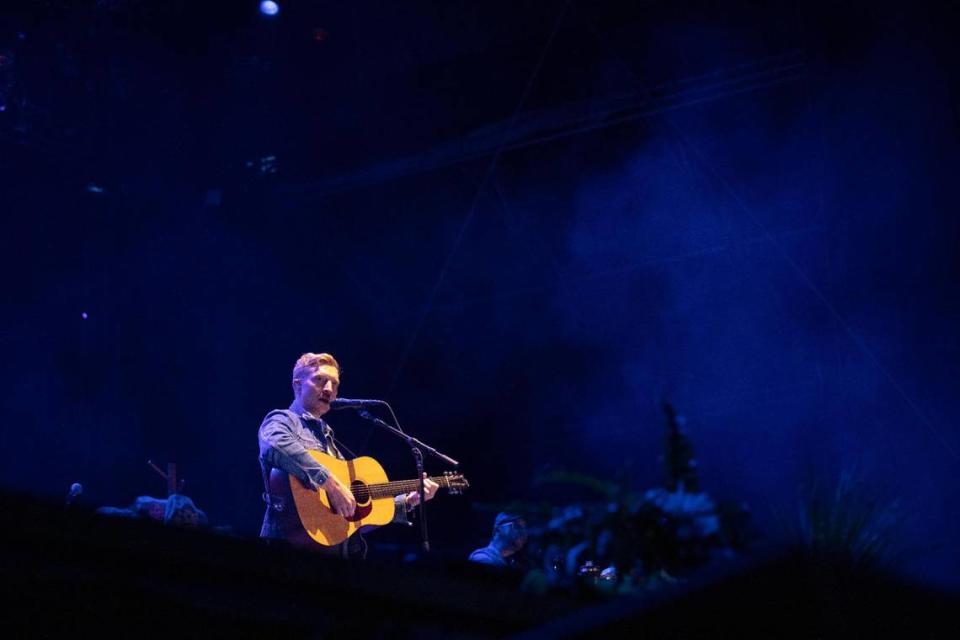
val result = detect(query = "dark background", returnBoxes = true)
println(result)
[1,1,957,590]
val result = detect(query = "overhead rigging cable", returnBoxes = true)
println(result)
[384,0,573,397]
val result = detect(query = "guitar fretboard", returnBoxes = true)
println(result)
[352,477,458,501]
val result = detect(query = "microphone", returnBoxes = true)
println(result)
[66,482,83,506]
[329,397,385,410]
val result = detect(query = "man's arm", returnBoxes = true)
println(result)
[258,411,357,517]
[258,411,330,489]
[392,495,413,524]
[391,474,440,523]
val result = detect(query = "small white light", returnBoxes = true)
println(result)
[259,1,279,17]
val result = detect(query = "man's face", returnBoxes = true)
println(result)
[294,364,340,417]
[501,519,528,551]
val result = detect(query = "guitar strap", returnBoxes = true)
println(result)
[261,467,284,512]
[330,433,357,459]
[322,428,344,460]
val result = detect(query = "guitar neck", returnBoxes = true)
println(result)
[359,477,456,500]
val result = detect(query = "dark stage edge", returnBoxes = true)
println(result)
[1,492,956,638]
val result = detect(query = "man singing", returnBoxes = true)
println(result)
[258,352,438,557]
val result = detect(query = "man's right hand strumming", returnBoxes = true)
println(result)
[321,475,357,518]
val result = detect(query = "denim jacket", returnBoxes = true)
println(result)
[258,406,409,541]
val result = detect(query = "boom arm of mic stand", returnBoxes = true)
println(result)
[356,411,460,467]
[356,408,458,554]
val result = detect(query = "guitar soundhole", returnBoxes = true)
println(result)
[341,480,373,523]
[351,480,373,504]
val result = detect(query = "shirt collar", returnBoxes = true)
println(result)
[289,403,332,436]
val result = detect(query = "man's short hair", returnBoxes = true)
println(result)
[292,352,341,392]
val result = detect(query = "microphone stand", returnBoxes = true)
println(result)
[356,407,459,554]
[411,446,428,553]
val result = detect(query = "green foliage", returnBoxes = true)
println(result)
[532,469,629,501]
[786,469,903,569]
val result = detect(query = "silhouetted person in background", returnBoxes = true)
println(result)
[469,512,529,569]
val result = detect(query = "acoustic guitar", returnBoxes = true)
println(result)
[268,449,469,547]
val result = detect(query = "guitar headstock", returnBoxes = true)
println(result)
[442,470,470,495]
